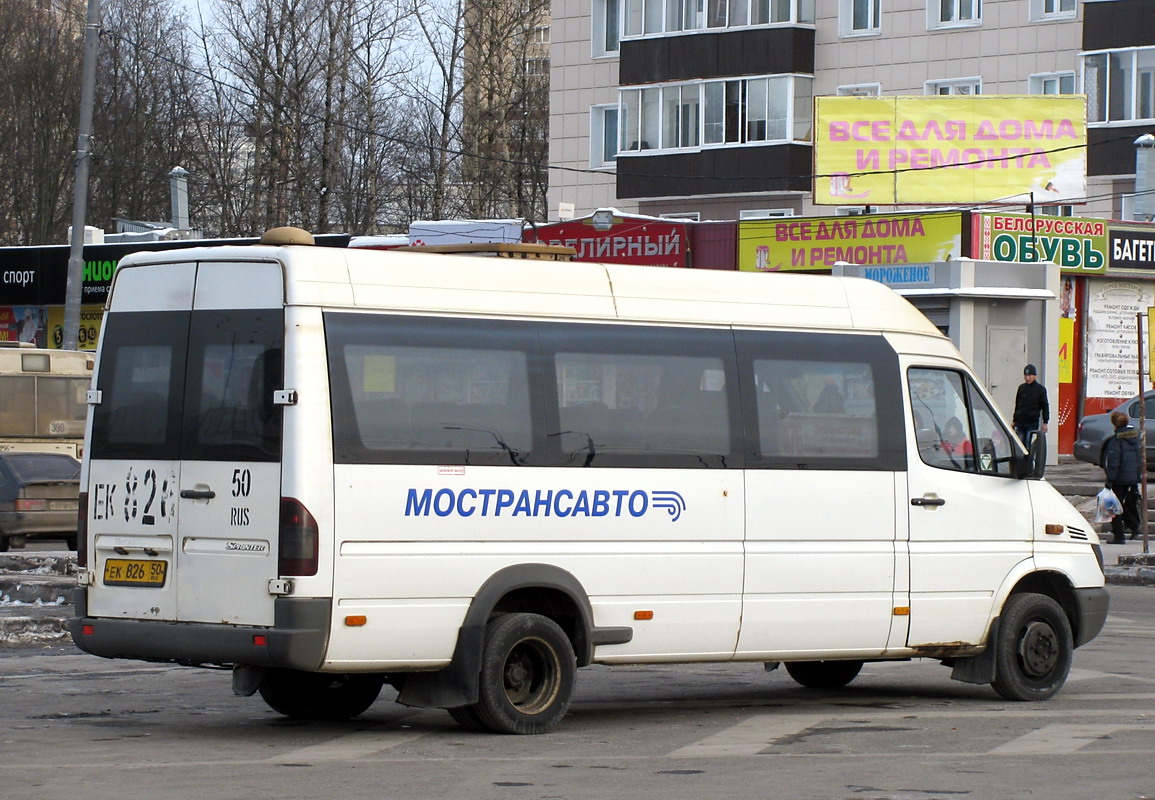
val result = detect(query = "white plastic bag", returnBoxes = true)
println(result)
[1094,487,1122,522]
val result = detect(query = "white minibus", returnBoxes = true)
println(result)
[71,227,1108,734]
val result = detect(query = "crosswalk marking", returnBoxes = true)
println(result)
[269,730,425,762]
[667,714,828,757]
[987,724,1155,755]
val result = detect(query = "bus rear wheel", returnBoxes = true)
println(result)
[990,592,1073,701]
[473,613,575,735]
[785,660,864,689]
[257,668,384,720]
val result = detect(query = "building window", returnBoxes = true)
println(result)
[623,0,813,37]
[529,25,550,44]
[1029,72,1075,95]
[524,57,548,77]
[662,84,701,148]
[929,0,980,29]
[594,0,621,56]
[620,75,811,152]
[840,0,880,36]
[1030,0,1075,22]
[1084,48,1155,124]
[739,208,794,218]
[591,105,619,168]
[926,77,981,95]
[1037,204,1073,216]
[661,211,701,220]
[837,83,881,96]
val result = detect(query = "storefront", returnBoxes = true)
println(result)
[525,211,690,267]
[1076,223,1155,431]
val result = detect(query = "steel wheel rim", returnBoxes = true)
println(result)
[1017,619,1059,678]
[502,636,560,715]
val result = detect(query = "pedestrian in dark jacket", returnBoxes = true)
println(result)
[1013,364,1049,446]
[1103,410,1142,544]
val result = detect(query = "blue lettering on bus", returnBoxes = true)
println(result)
[404,488,686,521]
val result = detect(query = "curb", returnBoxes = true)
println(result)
[0,606,71,643]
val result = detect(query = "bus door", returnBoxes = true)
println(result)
[735,332,905,657]
[904,364,1032,647]
[87,261,285,627]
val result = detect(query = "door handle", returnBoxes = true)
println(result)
[910,497,946,507]
[180,489,216,500]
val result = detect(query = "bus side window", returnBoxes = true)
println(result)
[907,367,1013,475]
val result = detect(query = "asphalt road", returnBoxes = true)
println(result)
[1,586,1153,800]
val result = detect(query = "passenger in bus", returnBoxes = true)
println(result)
[941,416,973,459]
[812,380,845,414]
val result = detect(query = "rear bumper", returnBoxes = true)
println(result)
[1071,442,1099,465]
[0,510,77,537]
[1073,586,1110,648]
[68,590,330,670]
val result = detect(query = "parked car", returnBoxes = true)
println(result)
[1073,390,1155,468]
[0,452,81,551]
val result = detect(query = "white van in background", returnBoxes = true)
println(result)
[70,227,1108,734]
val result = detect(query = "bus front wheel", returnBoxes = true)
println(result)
[473,612,575,735]
[257,668,384,720]
[785,660,864,689]
[991,592,1073,701]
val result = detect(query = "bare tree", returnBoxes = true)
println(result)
[0,0,82,244]
[401,0,467,222]
[90,0,203,231]
[0,0,550,245]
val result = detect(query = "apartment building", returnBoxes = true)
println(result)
[548,0,1155,221]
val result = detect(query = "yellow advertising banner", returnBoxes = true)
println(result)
[738,211,963,272]
[1149,307,1155,385]
[46,305,105,351]
[1059,316,1074,384]
[813,96,1087,205]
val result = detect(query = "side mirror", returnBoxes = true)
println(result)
[1016,430,1046,479]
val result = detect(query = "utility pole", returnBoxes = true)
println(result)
[63,0,102,351]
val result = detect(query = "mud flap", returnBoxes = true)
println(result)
[232,664,267,696]
[395,623,484,709]
[949,618,1000,685]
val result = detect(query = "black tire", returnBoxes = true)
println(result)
[785,659,864,689]
[448,704,489,732]
[257,668,384,720]
[474,613,575,735]
[990,592,1073,701]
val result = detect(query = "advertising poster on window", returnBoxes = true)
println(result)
[972,213,1108,274]
[1085,280,1153,398]
[813,95,1086,205]
[737,211,962,272]
[0,306,47,347]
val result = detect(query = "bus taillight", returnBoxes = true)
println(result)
[278,497,318,576]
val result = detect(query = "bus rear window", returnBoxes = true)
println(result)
[90,310,283,461]
[90,312,187,459]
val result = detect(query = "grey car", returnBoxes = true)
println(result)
[0,452,81,551]
[1073,390,1155,467]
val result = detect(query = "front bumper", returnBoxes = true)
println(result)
[1073,586,1110,648]
[68,590,330,670]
